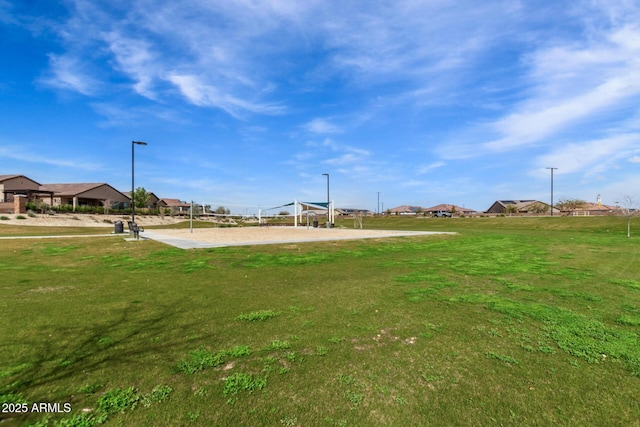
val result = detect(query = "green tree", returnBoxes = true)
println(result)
[190,203,202,216]
[556,198,586,212]
[504,204,518,215]
[133,187,151,209]
[215,206,230,215]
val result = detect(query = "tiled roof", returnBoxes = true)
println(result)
[388,205,424,213]
[159,198,190,207]
[0,174,41,185]
[0,174,21,181]
[40,183,107,195]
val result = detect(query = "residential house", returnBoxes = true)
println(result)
[387,205,425,215]
[38,183,130,211]
[340,208,373,216]
[0,174,54,203]
[158,198,191,214]
[424,204,477,216]
[486,200,559,215]
[563,202,620,216]
[0,174,56,213]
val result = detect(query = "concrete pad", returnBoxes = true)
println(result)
[142,229,455,249]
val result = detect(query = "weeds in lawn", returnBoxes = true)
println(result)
[140,385,173,407]
[97,387,139,415]
[76,383,104,395]
[486,352,519,365]
[176,345,252,374]
[336,374,357,386]
[0,391,27,405]
[316,346,329,356]
[616,315,640,326]
[182,258,213,273]
[236,310,281,321]
[176,348,225,374]
[280,415,298,426]
[266,340,291,351]
[452,294,640,374]
[223,373,267,404]
[226,345,251,357]
[611,278,640,290]
[343,390,364,407]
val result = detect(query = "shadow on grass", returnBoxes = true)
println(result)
[1,300,203,404]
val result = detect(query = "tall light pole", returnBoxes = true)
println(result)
[546,167,557,217]
[132,141,147,225]
[377,191,380,216]
[322,173,330,228]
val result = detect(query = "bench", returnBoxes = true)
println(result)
[127,221,145,239]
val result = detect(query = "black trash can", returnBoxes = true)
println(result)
[313,219,318,228]
[114,220,124,234]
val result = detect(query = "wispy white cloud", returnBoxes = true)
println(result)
[484,77,640,151]
[629,155,640,163]
[168,74,284,118]
[103,31,157,99]
[482,18,640,152]
[0,145,103,170]
[533,134,638,176]
[323,153,365,166]
[40,54,100,95]
[0,0,18,25]
[303,118,342,134]
[416,161,446,174]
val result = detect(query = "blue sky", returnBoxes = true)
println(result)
[1,0,639,214]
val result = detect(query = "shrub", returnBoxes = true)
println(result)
[97,387,140,415]
[141,385,173,407]
[236,310,280,321]
[223,372,267,402]
[176,348,225,374]
[266,340,291,351]
[0,216,9,221]
[16,215,27,220]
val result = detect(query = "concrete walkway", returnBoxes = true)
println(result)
[142,230,454,250]
[141,231,223,249]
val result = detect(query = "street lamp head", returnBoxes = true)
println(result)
[132,141,148,146]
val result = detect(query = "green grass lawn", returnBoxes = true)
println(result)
[1,216,639,426]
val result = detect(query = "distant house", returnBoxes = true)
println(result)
[158,198,191,214]
[486,200,559,215]
[388,205,424,215]
[38,183,130,211]
[563,202,620,216]
[424,204,477,216]
[340,208,373,216]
